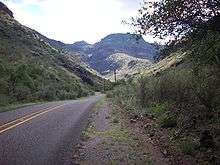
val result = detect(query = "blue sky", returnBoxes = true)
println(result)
[3,0,163,44]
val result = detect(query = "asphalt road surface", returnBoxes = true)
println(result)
[0,94,104,165]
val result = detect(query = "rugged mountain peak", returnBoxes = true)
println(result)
[0,2,13,18]
[73,41,90,47]
[64,40,91,53]
[99,33,147,46]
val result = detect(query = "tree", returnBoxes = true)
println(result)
[133,0,220,39]
[132,0,220,65]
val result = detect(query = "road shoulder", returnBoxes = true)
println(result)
[72,98,166,164]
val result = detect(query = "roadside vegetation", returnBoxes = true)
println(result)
[108,0,220,164]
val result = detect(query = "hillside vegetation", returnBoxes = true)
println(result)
[0,6,109,107]
[108,0,220,164]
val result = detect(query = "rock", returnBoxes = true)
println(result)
[143,152,148,156]
[0,2,13,18]
[149,132,155,137]
[130,119,137,123]
[162,149,168,156]
[79,152,85,156]
[105,116,110,119]
[134,115,139,119]
[73,154,79,159]
[143,123,152,130]
[148,114,155,120]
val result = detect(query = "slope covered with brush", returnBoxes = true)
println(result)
[108,0,220,164]
[0,3,108,106]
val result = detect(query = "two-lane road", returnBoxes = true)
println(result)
[0,94,104,165]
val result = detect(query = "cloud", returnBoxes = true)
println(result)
[3,0,163,44]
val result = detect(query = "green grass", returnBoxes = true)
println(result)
[147,102,169,117]
[0,94,97,113]
[0,102,43,113]
[92,98,106,112]
[84,125,137,146]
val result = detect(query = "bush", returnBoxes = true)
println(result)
[192,65,220,114]
[159,113,177,128]
[14,85,31,101]
[178,137,199,155]
[106,92,113,98]
[36,85,57,101]
[57,90,77,100]
[147,102,169,117]
[112,118,119,124]
[0,94,12,106]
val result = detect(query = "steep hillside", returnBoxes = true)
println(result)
[0,4,108,106]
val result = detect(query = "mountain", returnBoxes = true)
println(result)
[58,33,158,77]
[93,33,157,59]
[104,53,152,80]
[0,3,109,106]
[64,41,91,53]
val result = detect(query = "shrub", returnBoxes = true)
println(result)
[178,137,200,155]
[14,85,31,101]
[0,94,12,106]
[110,61,219,130]
[192,65,220,114]
[159,114,177,128]
[36,85,57,101]
[106,92,113,98]
[147,102,169,117]
[57,90,77,100]
[112,118,119,124]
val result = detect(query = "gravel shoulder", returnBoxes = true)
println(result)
[72,98,167,165]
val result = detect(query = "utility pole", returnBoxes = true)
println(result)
[114,69,117,83]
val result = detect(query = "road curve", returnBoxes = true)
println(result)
[0,94,104,165]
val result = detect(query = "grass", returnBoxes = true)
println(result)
[84,125,137,146]
[92,97,106,112]
[0,94,96,113]
[84,100,137,146]
[0,101,44,113]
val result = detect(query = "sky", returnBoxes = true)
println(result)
[3,0,163,44]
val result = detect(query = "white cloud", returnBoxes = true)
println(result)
[3,0,164,44]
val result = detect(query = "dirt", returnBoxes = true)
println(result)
[72,99,168,165]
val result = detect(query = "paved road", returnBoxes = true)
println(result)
[0,94,104,165]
